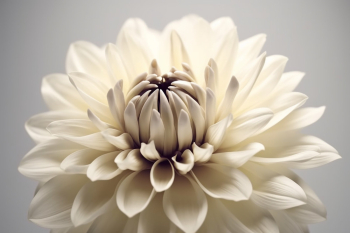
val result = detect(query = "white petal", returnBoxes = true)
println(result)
[256,92,308,134]
[41,74,87,111]
[216,76,239,121]
[273,71,305,95]
[29,175,88,228]
[221,109,273,149]
[192,143,214,163]
[222,199,279,233]
[191,164,252,201]
[101,128,134,150]
[71,178,122,226]
[61,148,105,174]
[47,120,115,151]
[138,193,174,233]
[171,149,194,175]
[149,109,165,153]
[210,142,265,168]
[205,88,216,130]
[244,162,307,210]
[205,114,232,150]
[117,170,155,217]
[87,109,111,131]
[139,90,158,143]
[87,208,127,233]
[116,149,152,171]
[87,151,122,181]
[186,96,205,144]
[124,102,140,145]
[163,174,207,233]
[177,110,193,151]
[107,80,126,131]
[66,41,109,85]
[169,30,190,69]
[270,211,309,233]
[151,158,175,192]
[140,141,161,161]
[273,106,325,131]
[105,43,129,87]
[19,138,83,181]
[159,91,177,156]
[198,197,252,233]
[126,80,150,103]
[25,110,86,144]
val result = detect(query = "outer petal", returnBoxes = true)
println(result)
[86,151,122,181]
[87,208,127,233]
[19,138,84,181]
[71,177,124,226]
[117,170,155,217]
[163,175,207,233]
[28,175,88,228]
[25,110,86,144]
[191,164,252,201]
[42,74,87,111]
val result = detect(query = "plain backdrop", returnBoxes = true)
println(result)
[1,1,349,232]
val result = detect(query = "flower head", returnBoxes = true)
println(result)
[19,15,340,233]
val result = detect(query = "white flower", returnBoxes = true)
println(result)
[19,15,340,233]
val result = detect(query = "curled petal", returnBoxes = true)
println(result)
[116,149,152,171]
[140,141,161,161]
[172,149,194,175]
[87,151,122,181]
[192,143,214,163]
[101,128,134,150]
[205,114,233,151]
[150,158,175,192]
[177,110,193,151]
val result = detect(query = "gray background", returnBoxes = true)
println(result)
[1,0,349,232]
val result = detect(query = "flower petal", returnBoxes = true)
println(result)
[151,158,175,192]
[171,149,194,175]
[117,170,155,217]
[216,76,239,121]
[149,109,165,153]
[163,175,207,233]
[47,119,115,151]
[25,110,86,144]
[205,114,233,150]
[87,151,122,181]
[116,149,152,171]
[273,106,325,131]
[61,148,105,174]
[198,197,253,233]
[211,142,265,168]
[41,74,87,111]
[138,193,174,233]
[191,164,252,201]
[192,143,214,163]
[87,208,127,233]
[105,43,129,87]
[71,177,123,226]
[29,175,88,228]
[177,110,193,151]
[140,140,161,161]
[101,128,134,150]
[107,80,126,131]
[160,91,177,156]
[66,41,110,85]
[139,90,159,143]
[186,95,205,144]
[19,138,83,181]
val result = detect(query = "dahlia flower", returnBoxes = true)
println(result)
[19,15,340,233]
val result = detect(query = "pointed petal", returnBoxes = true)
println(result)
[29,175,88,228]
[42,74,87,111]
[205,114,233,150]
[210,142,265,168]
[160,91,177,156]
[149,109,165,153]
[101,128,134,150]
[116,149,152,171]
[177,110,193,151]
[117,170,155,217]
[140,140,161,161]
[139,90,158,143]
[205,88,216,130]
[61,148,105,174]
[186,96,205,144]
[163,175,207,233]
[25,110,86,144]
[87,109,110,131]
[124,102,140,145]
[191,164,252,201]
[71,177,123,226]
[87,151,121,181]
[19,138,83,181]
[107,80,126,131]
[192,143,214,163]
[105,43,129,87]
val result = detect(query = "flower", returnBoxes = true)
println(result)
[19,15,340,233]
